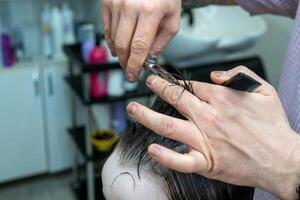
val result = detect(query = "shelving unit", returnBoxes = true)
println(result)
[64,44,155,200]
[64,44,267,200]
[64,75,153,105]
[68,127,114,161]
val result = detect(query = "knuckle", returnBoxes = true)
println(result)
[187,159,198,173]
[160,118,175,136]
[141,2,157,14]
[131,38,148,55]
[112,0,121,6]
[114,40,127,54]
[210,167,223,178]
[236,65,249,73]
[127,58,140,71]
[169,87,184,105]
[214,92,227,103]
[201,113,219,126]
[226,107,240,118]
[122,0,132,8]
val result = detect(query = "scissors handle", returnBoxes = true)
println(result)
[144,55,179,84]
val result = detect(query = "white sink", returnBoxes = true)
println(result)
[162,6,267,67]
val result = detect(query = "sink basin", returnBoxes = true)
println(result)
[162,6,267,67]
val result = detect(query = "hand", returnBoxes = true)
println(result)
[102,0,181,82]
[127,66,300,199]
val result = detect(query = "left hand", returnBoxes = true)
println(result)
[102,0,181,82]
[126,66,300,199]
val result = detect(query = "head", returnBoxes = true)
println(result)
[102,79,254,200]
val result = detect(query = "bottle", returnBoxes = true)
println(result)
[1,33,14,67]
[78,23,95,44]
[124,81,138,92]
[62,3,75,44]
[0,17,3,67]
[51,6,64,58]
[81,32,96,63]
[107,69,125,97]
[111,101,128,134]
[41,4,53,59]
[89,46,108,98]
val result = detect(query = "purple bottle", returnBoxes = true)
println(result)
[111,101,128,134]
[1,33,14,67]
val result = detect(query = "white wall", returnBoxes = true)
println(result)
[1,1,294,88]
[230,15,294,89]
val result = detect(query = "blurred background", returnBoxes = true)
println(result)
[0,0,294,200]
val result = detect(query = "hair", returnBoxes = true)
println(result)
[116,77,254,200]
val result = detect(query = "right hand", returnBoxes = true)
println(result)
[127,66,300,199]
[102,0,182,82]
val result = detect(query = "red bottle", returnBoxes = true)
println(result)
[89,46,108,98]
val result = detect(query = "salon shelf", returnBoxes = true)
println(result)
[64,75,154,105]
[72,177,105,200]
[68,126,114,162]
[165,57,267,82]
[63,44,122,73]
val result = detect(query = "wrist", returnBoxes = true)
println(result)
[289,135,300,200]
[260,130,300,200]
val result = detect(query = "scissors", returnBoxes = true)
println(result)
[143,55,179,84]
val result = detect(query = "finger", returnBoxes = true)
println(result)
[127,102,200,148]
[210,66,275,95]
[150,14,179,54]
[148,144,208,174]
[114,6,138,69]
[146,75,213,119]
[111,0,121,44]
[102,2,115,56]
[178,80,222,104]
[126,13,163,82]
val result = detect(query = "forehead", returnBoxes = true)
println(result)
[101,150,168,200]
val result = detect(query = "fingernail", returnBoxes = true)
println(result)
[149,146,161,157]
[127,103,137,115]
[212,71,226,77]
[146,75,158,86]
[127,72,135,82]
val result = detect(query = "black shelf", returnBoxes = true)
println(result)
[68,126,114,162]
[72,177,105,200]
[164,57,267,83]
[64,44,122,73]
[65,75,154,105]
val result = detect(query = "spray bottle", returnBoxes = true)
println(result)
[62,3,75,44]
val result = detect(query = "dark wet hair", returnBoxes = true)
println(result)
[117,78,254,200]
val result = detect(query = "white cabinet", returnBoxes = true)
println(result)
[0,67,47,183]
[42,64,73,172]
[0,62,73,183]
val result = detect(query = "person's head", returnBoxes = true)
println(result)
[102,79,254,200]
